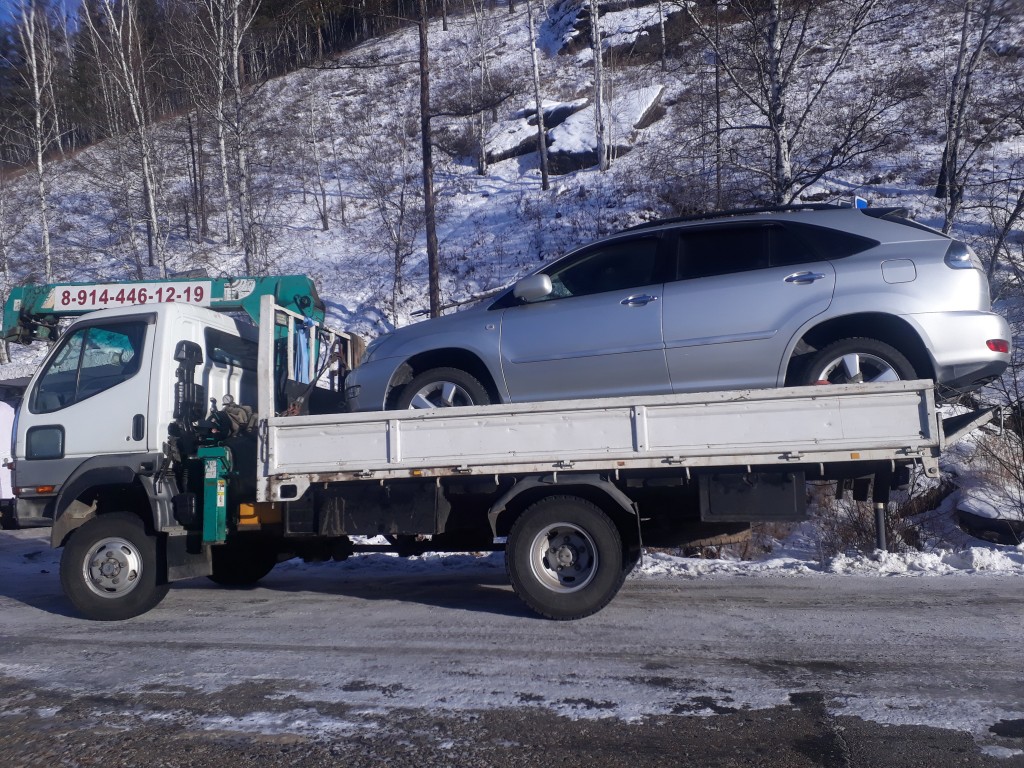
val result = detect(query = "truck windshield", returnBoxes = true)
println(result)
[30,321,147,414]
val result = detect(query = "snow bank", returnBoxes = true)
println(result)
[630,543,1024,580]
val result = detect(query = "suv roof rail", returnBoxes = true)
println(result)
[624,203,911,231]
[859,206,911,220]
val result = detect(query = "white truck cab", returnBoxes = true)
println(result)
[12,303,256,530]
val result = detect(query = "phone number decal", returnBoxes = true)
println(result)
[50,281,213,311]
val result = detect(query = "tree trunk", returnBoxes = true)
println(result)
[525,0,550,190]
[589,0,608,171]
[765,0,792,205]
[418,0,442,318]
[18,4,54,281]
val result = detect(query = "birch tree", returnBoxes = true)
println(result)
[525,0,550,189]
[14,0,59,281]
[590,0,608,171]
[84,0,166,274]
[226,0,261,272]
[681,0,902,205]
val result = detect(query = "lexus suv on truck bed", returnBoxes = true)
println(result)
[345,204,1011,410]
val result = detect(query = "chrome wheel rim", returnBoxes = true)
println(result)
[407,381,475,409]
[812,352,900,385]
[83,537,143,599]
[528,522,598,593]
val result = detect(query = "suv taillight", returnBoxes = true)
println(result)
[945,241,983,270]
[987,339,1010,353]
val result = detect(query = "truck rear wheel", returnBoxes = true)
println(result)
[506,495,625,620]
[60,512,169,621]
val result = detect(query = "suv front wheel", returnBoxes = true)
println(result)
[395,367,491,409]
[801,337,916,386]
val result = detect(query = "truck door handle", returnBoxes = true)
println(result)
[621,294,659,307]
[784,271,826,285]
[132,414,145,441]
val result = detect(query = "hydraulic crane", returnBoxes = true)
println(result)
[2,274,325,344]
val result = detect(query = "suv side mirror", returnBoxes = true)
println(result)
[513,274,553,303]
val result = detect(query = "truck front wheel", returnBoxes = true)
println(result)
[60,512,169,621]
[506,496,626,620]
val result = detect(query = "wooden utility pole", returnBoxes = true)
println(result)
[418,0,442,317]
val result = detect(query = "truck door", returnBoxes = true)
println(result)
[15,316,155,490]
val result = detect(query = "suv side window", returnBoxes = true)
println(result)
[542,236,662,300]
[675,225,769,279]
[769,224,817,266]
[785,223,878,260]
[30,320,148,414]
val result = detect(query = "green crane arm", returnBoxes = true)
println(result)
[2,275,325,343]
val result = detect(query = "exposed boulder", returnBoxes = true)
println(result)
[484,99,588,164]
[547,84,665,173]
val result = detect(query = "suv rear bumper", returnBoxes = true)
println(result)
[905,310,1011,391]
[935,359,1008,394]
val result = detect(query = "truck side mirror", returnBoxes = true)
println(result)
[174,340,204,366]
[173,341,205,426]
[513,274,553,303]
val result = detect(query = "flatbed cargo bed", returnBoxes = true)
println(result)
[258,379,954,501]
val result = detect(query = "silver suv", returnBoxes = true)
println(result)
[346,205,1011,410]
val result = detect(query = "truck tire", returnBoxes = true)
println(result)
[0,501,18,530]
[395,367,490,409]
[506,495,625,620]
[208,540,278,586]
[60,512,169,621]
[801,337,916,386]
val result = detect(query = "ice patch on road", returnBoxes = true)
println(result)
[983,746,1024,759]
[198,709,372,737]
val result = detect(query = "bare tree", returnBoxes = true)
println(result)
[935,0,1012,232]
[84,0,166,274]
[305,89,331,231]
[0,143,31,364]
[350,100,424,325]
[417,0,441,317]
[681,0,903,205]
[525,0,550,189]
[589,0,608,171]
[226,0,262,272]
[13,0,59,281]
[465,0,501,176]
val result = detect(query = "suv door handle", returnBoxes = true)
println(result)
[784,271,826,285]
[621,294,659,307]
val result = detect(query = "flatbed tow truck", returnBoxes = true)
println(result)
[2,277,996,620]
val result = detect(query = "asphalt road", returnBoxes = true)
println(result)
[1,529,1022,767]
